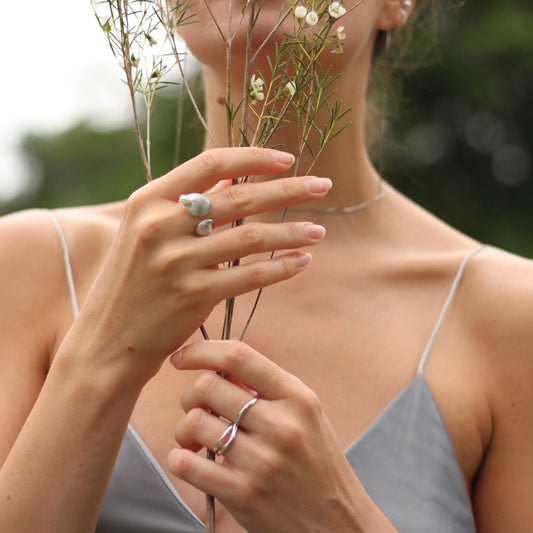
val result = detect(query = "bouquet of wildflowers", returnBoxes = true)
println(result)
[91,0,352,529]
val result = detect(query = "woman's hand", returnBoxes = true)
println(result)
[168,340,381,533]
[62,148,331,386]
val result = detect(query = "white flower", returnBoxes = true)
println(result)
[332,26,346,40]
[250,74,265,103]
[251,74,264,91]
[305,11,319,26]
[283,81,296,99]
[294,5,308,19]
[328,1,346,18]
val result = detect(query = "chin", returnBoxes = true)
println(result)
[182,3,294,73]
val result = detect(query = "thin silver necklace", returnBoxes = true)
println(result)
[293,183,388,214]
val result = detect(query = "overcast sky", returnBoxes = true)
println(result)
[0,0,132,201]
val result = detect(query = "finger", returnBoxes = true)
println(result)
[205,251,313,302]
[171,340,302,400]
[181,372,256,425]
[206,176,332,227]
[207,178,233,193]
[151,147,296,200]
[168,447,245,504]
[174,407,255,464]
[174,407,230,452]
[197,221,325,267]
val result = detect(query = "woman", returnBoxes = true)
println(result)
[0,0,531,531]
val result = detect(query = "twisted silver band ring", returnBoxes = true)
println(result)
[213,396,258,456]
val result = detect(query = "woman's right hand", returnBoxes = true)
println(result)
[60,147,331,386]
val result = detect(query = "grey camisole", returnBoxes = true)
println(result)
[46,210,482,532]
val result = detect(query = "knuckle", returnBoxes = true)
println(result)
[281,178,300,200]
[248,262,271,287]
[276,419,306,452]
[193,372,220,399]
[225,340,250,369]
[296,383,322,417]
[135,214,164,248]
[197,149,224,175]
[126,186,149,211]
[239,223,264,250]
[248,146,268,164]
[125,189,143,216]
[225,184,253,210]
[236,477,263,507]
[255,448,284,482]
[182,407,205,435]
[279,256,295,279]
[289,221,305,243]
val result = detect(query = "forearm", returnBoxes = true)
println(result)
[0,346,142,532]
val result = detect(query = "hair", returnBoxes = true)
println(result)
[366,0,462,150]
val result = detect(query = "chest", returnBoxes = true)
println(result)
[125,287,486,531]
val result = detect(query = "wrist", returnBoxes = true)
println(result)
[51,334,147,410]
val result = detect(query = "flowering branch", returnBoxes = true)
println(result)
[92,1,354,531]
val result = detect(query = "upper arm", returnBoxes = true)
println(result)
[470,251,533,531]
[0,210,64,465]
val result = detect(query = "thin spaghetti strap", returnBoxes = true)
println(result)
[43,210,80,320]
[417,245,488,375]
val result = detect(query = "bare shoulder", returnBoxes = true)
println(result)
[464,245,533,355]
[0,205,123,462]
[463,246,533,531]
[0,209,66,320]
[0,204,122,356]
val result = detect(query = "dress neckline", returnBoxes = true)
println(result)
[126,373,435,529]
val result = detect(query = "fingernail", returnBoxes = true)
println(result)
[273,151,295,166]
[294,252,313,270]
[305,177,333,194]
[304,223,326,240]
[170,350,182,366]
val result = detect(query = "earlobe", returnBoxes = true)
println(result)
[377,0,416,31]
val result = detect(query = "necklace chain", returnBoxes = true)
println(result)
[293,183,388,214]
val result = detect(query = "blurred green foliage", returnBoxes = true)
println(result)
[1,0,532,255]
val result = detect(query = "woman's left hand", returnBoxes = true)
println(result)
[168,340,388,533]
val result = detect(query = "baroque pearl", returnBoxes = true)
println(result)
[179,193,212,216]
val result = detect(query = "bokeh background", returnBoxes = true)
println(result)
[1,0,532,255]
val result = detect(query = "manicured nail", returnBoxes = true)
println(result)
[273,151,295,166]
[170,350,182,366]
[305,177,333,194]
[304,223,326,240]
[294,252,313,270]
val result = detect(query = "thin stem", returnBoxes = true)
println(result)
[169,34,219,148]
[117,0,152,181]
[226,0,234,146]
[174,56,187,167]
[239,0,256,147]
[251,7,292,64]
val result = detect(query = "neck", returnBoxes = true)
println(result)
[200,45,385,213]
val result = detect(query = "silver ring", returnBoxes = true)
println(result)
[234,396,258,426]
[212,396,258,456]
[195,219,213,236]
[179,193,212,217]
[213,422,238,456]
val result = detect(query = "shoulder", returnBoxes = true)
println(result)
[463,245,533,356]
[0,209,70,377]
[0,204,122,358]
[462,246,533,530]
[0,209,64,302]
[461,245,533,394]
